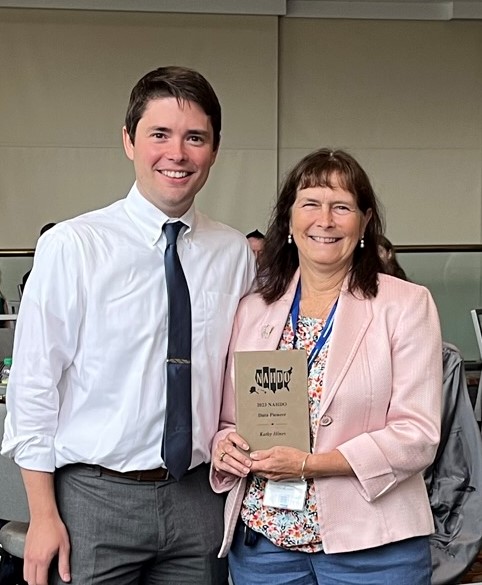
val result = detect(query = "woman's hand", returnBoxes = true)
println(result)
[213,431,253,478]
[250,447,308,481]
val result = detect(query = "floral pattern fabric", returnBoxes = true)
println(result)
[240,313,331,551]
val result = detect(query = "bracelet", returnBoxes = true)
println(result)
[300,453,310,481]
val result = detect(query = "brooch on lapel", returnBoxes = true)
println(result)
[261,324,274,339]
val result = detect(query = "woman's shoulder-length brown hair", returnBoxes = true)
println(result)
[257,148,385,304]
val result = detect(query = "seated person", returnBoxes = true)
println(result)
[377,234,408,280]
[246,229,265,260]
[0,290,10,327]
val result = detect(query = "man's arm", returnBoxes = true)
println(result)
[21,469,71,585]
[2,226,84,471]
[1,228,84,584]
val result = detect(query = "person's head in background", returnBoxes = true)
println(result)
[39,222,56,238]
[377,235,408,281]
[122,66,221,217]
[246,229,265,259]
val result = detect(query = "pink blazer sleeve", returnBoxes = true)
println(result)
[336,281,442,501]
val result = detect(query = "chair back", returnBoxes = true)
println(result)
[0,403,29,522]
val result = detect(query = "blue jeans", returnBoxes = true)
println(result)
[229,522,432,585]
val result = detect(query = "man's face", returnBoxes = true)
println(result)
[247,237,264,259]
[123,97,218,217]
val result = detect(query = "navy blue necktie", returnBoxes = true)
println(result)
[161,221,192,481]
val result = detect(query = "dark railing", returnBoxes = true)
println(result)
[0,250,34,257]
[395,244,482,253]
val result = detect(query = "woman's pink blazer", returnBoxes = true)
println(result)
[211,271,443,556]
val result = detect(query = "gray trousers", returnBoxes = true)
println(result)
[49,463,228,585]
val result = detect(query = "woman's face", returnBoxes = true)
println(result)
[290,176,372,275]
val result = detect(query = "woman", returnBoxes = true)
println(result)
[377,234,408,280]
[211,149,442,584]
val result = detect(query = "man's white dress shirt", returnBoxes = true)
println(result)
[2,184,255,472]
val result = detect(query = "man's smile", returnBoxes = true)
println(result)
[158,170,192,179]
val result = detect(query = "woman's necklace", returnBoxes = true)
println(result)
[299,271,345,320]
[300,293,339,320]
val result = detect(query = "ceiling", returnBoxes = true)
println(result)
[0,0,481,19]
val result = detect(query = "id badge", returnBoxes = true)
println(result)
[263,479,308,511]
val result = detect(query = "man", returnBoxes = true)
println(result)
[2,66,255,585]
[246,229,265,260]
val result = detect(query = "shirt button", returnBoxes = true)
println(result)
[320,415,333,427]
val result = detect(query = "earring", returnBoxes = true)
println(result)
[360,237,365,249]
[288,234,293,244]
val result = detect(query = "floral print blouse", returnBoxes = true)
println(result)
[240,312,331,552]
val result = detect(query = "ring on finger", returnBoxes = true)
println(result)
[219,451,227,462]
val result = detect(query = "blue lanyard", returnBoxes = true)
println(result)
[290,281,338,374]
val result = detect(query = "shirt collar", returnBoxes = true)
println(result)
[124,183,196,247]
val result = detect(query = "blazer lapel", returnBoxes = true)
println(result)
[256,273,300,349]
[320,288,373,412]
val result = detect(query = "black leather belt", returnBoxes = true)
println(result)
[66,462,206,482]
[95,463,206,482]
[98,465,170,481]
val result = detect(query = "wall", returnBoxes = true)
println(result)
[279,18,482,244]
[1,10,481,246]
[0,9,278,246]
